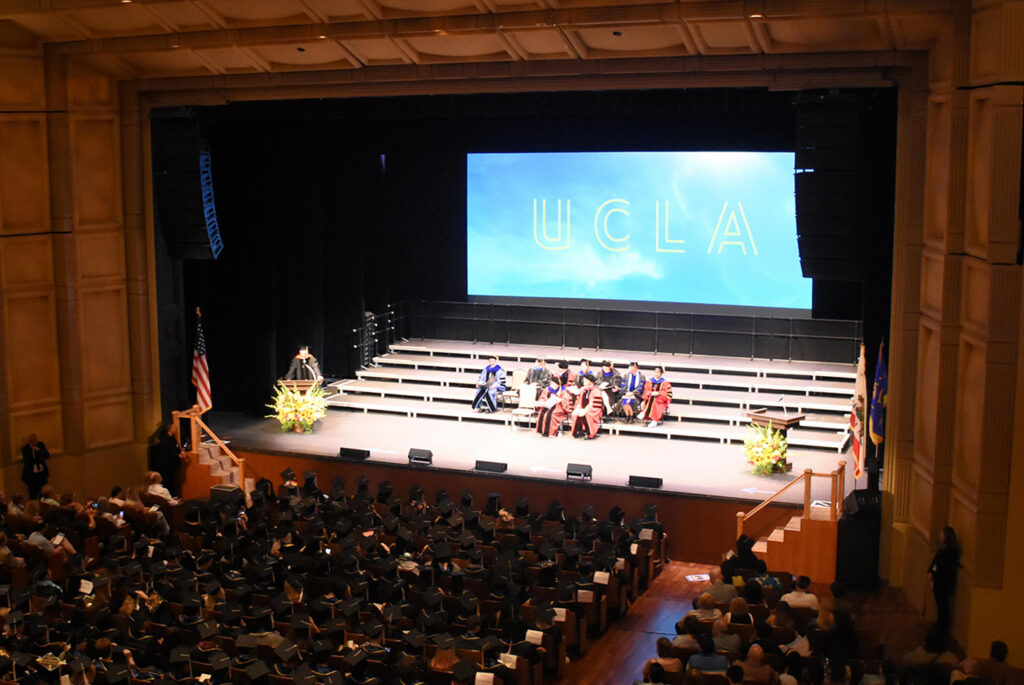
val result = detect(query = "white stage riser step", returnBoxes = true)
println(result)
[362,363,853,398]
[330,386,847,433]
[337,377,852,417]
[389,340,857,381]
[325,398,847,452]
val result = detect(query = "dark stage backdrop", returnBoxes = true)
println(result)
[152,88,896,418]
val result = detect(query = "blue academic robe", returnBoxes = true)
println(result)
[472,364,506,411]
[620,371,647,407]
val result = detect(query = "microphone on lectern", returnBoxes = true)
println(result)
[778,394,787,417]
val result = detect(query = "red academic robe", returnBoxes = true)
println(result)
[571,387,604,439]
[536,386,574,437]
[641,378,673,422]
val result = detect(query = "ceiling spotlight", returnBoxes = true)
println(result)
[749,13,764,18]
[612,30,622,37]
[297,46,306,52]
[121,0,132,3]
[317,34,327,39]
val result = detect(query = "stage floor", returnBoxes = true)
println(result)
[208,409,854,505]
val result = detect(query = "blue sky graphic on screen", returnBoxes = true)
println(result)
[467,151,811,309]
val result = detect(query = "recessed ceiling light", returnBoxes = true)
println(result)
[749,13,763,18]
[121,0,132,4]
[297,46,306,52]
[612,30,622,37]
[317,34,327,39]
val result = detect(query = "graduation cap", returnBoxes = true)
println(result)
[196,620,219,640]
[180,592,203,610]
[396,527,414,544]
[403,629,427,649]
[458,592,480,613]
[361,618,385,638]
[422,587,443,607]
[169,645,193,665]
[419,609,446,630]
[452,660,477,683]
[338,598,362,618]
[68,656,91,674]
[243,661,269,680]
[204,579,221,595]
[220,603,243,624]
[273,639,299,662]
[342,648,368,668]
[457,530,477,548]
[382,513,399,531]
[534,601,557,623]
[280,468,296,483]
[537,543,557,561]
[432,632,455,649]
[270,593,293,615]
[308,596,334,615]
[5,610,24,625]
[581,503,597,520]
[105,661,131,684]
[563,542,581,559]
[207,651,231,672]
[480,634,501,651]
[311,639,335,656]
[408,484,424,502]
[290,664,316,685]
[381,604,403,622]
[433,542,454,561]
[235,634,261,650]
[643,502,658,519]
[323,617,347,635]
[434,488,449,504]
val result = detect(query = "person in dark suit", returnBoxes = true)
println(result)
[21,433,50,500]
[147,422,183,497]
[929,525,960,635]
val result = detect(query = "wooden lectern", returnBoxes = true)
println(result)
[745,407,805,437]
[278,378,321,393]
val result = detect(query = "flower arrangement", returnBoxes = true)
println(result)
[743,421,789,475]
[267,382,327,433]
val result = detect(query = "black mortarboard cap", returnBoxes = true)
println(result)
[582,503,597,520]
[291,664,316,685]
[4,610,23,625]
[274,639,299,662]
[169,645,193,664]
[342,649,367,667]
[452,660,477,682]
[381,604,403,622]
[432,633,455,649]
[244,661,269,680]
[362,618,384,637]
[208,651,230,671]
[404,629,427,649]
[235,633,261,649]
[311,639,334,656]
[280,468,296,482]
[339,598,361,617]
[433,542,453,561]
[270,593,293,615]
[105,661,130,684]
[422,587,443,607]
[197,620,218,640]
[180,592,202,609]
[459,592,480,613]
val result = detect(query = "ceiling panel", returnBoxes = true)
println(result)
[250,40,358,69]
[9,14,86,42]
[759,17,889,53]
[194,46,264,73]
[198,0,314,28]
[303,0,378,22]
[574,24,692,57]
[118,49,214,77]
[65,5,167,37]
[146,2,223,32]
[401,32,514,61]
[504,28,574,59]
[342,37,413,65]
[687,19,758,54]
[376,0,484,17]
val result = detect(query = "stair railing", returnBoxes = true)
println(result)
[736,460,846,538]
[171,404,246,493]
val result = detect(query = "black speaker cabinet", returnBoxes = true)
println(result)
[210,484,243,505]
[566,463,593,480]
[836,515,881,589]
[339,447,370,460]
[628,475,663,489]
[475,460,508,473]
[408,448,433,465]
[843,488,882,518]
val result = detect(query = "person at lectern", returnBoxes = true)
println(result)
[472,355,506,413]
[619,361,647,423]
[641,366,673,427]
[285,345,322,381]
[570,374,604,439]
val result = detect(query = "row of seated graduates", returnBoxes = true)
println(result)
[0,469,667,685]
[648,571,866,685]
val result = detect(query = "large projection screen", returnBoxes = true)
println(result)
[467,151,811,311]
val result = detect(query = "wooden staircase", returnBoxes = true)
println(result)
[171,405,254,502]
[737,460,846,582]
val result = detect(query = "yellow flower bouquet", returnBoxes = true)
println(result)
[743,421,789,475]
[267,382,328,433]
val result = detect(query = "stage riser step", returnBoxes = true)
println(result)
[331,388,846,434]
[389,340,857,381]
[324,398,845,452]
[338,378,853,417]
[367,357,854,396]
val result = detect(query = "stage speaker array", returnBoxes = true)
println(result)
[210,484,243,504]
[339,447,370,461]
[566,463,593,481]
[628,475,663,489]
[151,109,224,260]
[408,448,433,465]
[475,460,508,473]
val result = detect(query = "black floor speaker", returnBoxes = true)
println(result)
[628,475,663,489]
[339,447,370,460]
[210,484,243,505]
[475,460,507,473]
[836,515,881,589]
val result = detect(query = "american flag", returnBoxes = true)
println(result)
[192,310,212,410]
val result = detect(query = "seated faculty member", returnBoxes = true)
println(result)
[472,355,506,413]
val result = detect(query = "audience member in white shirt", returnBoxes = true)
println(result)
[146,471,179,505]
[780,575,820,611]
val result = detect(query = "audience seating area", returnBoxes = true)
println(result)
[0,474,669,685]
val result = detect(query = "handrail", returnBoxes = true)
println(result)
[171,404,247,496]
[736,460,846,538]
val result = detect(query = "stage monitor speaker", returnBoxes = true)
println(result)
[408,448,433,465]
[475,460,507,473]
[339,447,370,461]
[836,515,881,589]
[566,463,593,481]
[628,475,663,489]
[843,488,881,518]
[210,484,243,505]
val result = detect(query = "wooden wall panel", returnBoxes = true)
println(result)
[67,60,119,109]
[953,336,985,494]
[7,405,63,464]
[913,321,940,459]
[78,286,131,396]
[2,291,61,408]
[0,115,50,234]
[923,92,967,252]
[76,230,126,281]
[969,2,1024,85]
[0,235,53,289]
[908,463,936,538]
[0,54,46,110]
[70,115,122,229]
[83,396,133,449]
